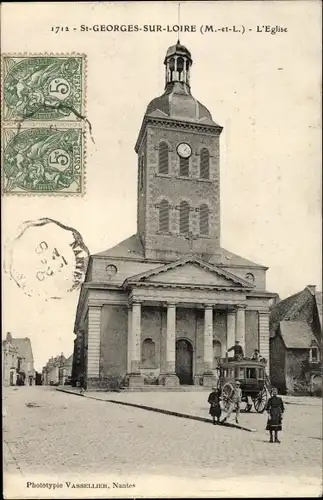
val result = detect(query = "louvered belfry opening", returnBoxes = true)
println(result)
[179,157,189,177]
[199,204,209,235]
[179,201,190,234]
[159,199,170,232]
[200,148,210,179]
[158,142,169,174]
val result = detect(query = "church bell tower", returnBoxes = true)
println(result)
[135,41,223,261]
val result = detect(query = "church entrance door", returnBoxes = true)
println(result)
[175,339,193,385]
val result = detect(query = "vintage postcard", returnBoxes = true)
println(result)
[2,1,322,499]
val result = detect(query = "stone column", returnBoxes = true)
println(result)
[203,305,217,387]
[159,303,179,386]
[127,306,132,374]
[226,309,236,354]
[235,304,246,354]
[128,301,144,387]
[87,305,101,389]
[259,310,270,375]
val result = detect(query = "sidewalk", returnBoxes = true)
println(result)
[57,387,257,432]
[57,386,322,436]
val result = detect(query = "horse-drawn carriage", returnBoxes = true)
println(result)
[217,358,269,413]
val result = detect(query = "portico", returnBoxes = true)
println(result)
[125,291,251,388]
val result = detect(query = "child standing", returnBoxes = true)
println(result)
[222,380,242,424]
[208,387,222,424]
[266,387,285,443]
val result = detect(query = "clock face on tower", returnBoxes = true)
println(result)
[177,142,192,159]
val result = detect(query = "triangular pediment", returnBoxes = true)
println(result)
[124,257,254,289]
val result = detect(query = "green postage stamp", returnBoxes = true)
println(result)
[1,54,86,195]
[2,55,85,121]
[2,127,84,194]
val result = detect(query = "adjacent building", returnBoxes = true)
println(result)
[59,355,73,385]
[73,41,276,391]
[42,354,66,386]
[2,333,19,386]
[2,333,35,386]
[269,285,322,395]
[11,337,36,386]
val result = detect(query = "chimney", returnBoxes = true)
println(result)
[6,332,12,342]
[307,285,316,295]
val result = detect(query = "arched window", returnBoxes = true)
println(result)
[177,56,184,81]
[142,338,156,368]
[158,142,169,174]
[200,148,210,179]
[199,204,209,235]
[159,199,170,233]
[179,157,189,177]
[179,201,190,234]
[213,340,222,369]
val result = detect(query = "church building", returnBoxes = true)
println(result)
[73,42,276,390]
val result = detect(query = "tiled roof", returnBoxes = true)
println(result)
[280,321,317,349]
[315,292,322,330]
[269,287,315,337]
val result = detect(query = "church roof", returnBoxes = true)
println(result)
[92,233,266,268]
[93,234,144,259]
[143,41,221,127]
[145,89,219,126]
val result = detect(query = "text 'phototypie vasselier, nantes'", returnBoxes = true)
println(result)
[50,25,288,35]
[26,481,136,490]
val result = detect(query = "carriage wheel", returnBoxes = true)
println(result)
[222,382,234,412]
[253,387,268,413]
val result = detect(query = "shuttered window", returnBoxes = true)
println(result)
[179,157,189,177]
[200,148,210,179]
[199,204,209,235]
[158,142,169,174]
[179,201,190,234]
[159,199,170,232]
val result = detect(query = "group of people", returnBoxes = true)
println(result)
[227,341,266,363]
[208,385,285,443]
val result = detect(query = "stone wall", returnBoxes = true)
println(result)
[245,311,259,357]
[143,124,221,260]
[100,305,128,389]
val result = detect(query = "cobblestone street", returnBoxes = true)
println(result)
[3,386,322,498]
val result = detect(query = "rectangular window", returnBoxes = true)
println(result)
[246,368,257,379]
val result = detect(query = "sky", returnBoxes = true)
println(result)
[2,1,321,371]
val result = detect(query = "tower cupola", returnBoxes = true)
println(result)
[164,40,192,91]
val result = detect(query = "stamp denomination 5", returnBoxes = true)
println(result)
[2,55,85,121]
[2,127,84,194]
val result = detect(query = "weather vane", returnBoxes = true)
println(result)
[177,2,181,44]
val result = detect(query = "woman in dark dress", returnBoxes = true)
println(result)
[266,387,285,443]
[208,387,222,425]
